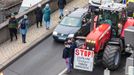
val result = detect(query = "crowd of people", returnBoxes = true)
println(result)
[7,0,67,43]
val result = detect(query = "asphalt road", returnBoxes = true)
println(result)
[3,36,127,75]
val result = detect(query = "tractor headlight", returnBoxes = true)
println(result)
[68,34,74,38]
[87,40,96,44]
[91,40,96,43]
[86,40,91,43]
[53,31,58,36]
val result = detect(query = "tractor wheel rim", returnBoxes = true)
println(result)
[115,51,120,65]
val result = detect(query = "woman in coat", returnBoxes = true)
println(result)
[43,4,51,30]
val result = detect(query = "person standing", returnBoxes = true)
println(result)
[8,13,18,41]
[62,41,72,73]
[35,4,43,28]
[43,4,51,30]
[18,15,29,43]
[68,38,77,69]
[58,0,66,19]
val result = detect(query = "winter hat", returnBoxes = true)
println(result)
[45,4,49,8]
[24,15,28,19]
[38,4,41,7]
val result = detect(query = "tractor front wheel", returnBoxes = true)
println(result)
[102,45,121,70]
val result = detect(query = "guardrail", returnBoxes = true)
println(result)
[0,0,72,44]
[0,1,22,23]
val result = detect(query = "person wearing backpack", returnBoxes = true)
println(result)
[18,15,29,43]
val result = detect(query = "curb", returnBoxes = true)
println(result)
[0,26,56,72]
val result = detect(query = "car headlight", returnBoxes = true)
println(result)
[68,34,74,38]
[53,31,58,36]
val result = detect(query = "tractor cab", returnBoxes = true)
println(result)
[98,3,127,37]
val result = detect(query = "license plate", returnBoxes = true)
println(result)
[74,48,94,71]
[58,37,66,40]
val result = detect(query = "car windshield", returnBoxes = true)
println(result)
[92,0,112,4]
[60,17,81,27]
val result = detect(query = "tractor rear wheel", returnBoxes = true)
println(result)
[102,45,121,70]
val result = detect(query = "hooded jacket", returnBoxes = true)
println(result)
[62,47,71,59]
[19,16,29,35]
[43,4,51,21]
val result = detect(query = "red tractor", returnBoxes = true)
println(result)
[74,3,134,71]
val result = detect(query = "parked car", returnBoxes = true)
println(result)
[52,8,91,42]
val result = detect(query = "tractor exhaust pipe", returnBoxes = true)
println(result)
[93,16,98,30]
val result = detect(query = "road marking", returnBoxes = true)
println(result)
[58,68,67,75]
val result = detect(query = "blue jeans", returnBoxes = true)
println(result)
[65,57,72,72]
[122,0,126,4]
[59,9,64,16]
[44,21,50,28]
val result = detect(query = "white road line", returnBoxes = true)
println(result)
[58,68,67,75]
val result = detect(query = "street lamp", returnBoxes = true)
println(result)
[0,72,3,75]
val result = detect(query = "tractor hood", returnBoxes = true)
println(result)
[86,24,111,41]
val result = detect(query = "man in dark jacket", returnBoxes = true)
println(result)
[35,4,43,28]
[67,38,77,69]
[58,0,66,19]
[8,13,18,41]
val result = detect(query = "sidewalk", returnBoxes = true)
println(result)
[0,0,88,71]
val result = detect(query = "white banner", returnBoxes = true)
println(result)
[74,48,94,71]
